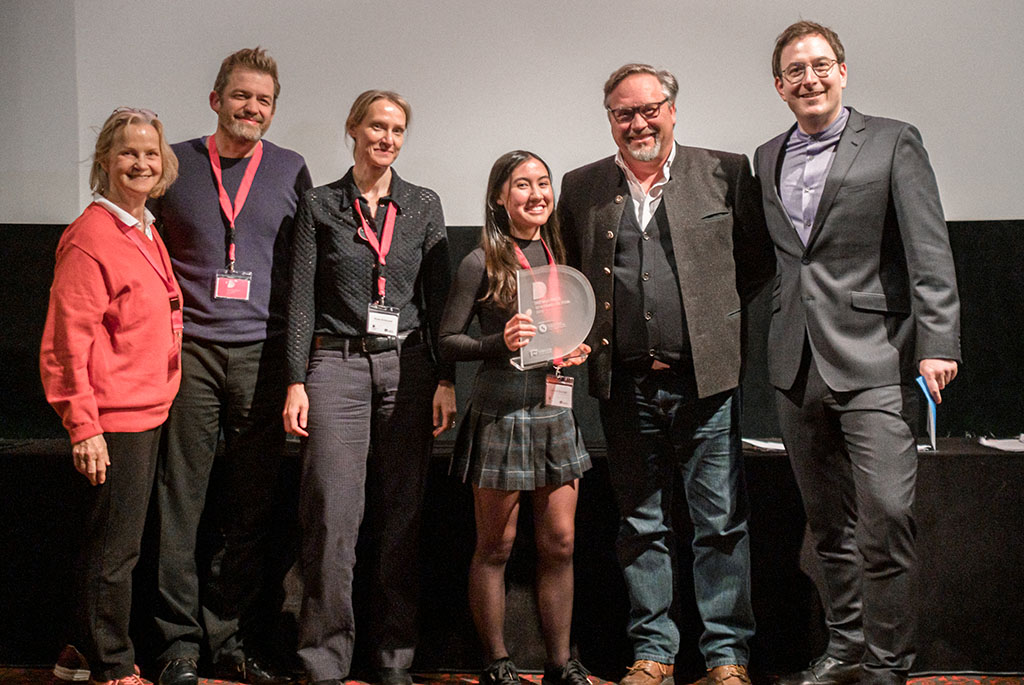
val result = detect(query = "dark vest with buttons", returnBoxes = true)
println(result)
[612,199,690,365]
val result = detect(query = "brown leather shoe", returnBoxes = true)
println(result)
[705,665,750,685]
[620,660,674,685]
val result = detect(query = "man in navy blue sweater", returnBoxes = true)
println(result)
[150,47,311,685]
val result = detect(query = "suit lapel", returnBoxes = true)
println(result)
[762,128,806,251]
[662,145,706,257]
[804,108,866,252]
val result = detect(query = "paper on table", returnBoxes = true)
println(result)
[742,438,786,452]
[978,435,1024,452]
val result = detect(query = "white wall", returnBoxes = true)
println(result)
[0,0,80,223]
[3,0,1022,224]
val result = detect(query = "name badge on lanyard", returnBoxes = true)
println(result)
[545,373,574,408]
[354,200,399,336]
[207,135,261,301]
[214,270,253,300]
[367,302,400,336]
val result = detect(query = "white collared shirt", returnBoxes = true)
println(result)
[614,143,676,228]
[93,193,155,240]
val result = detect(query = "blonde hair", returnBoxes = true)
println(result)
[345,90,412,139]
[90,108,178,199]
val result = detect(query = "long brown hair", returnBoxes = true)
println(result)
[481,150,565,308]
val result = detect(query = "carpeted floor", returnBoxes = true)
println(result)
[1,669,1021,685]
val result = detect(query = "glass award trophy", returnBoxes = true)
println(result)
[512,265,596,371]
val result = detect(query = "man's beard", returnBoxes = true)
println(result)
[627,128,662,162]
[221,111,266,143]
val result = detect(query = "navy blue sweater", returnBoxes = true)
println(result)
[152,137,312,343]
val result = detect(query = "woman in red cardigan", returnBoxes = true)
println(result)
[40,107,181,685]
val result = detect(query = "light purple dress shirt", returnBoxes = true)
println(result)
[779,107,850,245]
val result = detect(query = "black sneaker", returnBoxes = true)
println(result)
[542,659,591,685]
[480,657,521,685]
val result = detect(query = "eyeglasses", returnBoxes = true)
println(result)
[112,106,158,120]
[780,59,839,84]
[607,98,670,124]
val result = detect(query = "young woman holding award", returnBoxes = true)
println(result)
[438,150,593,685]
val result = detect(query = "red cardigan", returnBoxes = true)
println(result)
[40,203,183,443]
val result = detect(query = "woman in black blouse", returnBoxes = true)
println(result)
[283,89,456,685]
[438,151,591,685]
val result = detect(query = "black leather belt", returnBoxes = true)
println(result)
[313,329,423,354]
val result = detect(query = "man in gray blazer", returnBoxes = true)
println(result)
[559,63,773,685]
[753,21,961,685]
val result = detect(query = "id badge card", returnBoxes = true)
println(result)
[545,374,574,408]
[213,270,253,300]
[367,302,400,336]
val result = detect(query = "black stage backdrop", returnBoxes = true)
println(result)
[2,220,1023,675]
[4,220,1022,441]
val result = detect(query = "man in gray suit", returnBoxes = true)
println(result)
[559,63,773,685]
[754,21,961,685]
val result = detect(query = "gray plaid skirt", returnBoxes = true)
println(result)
[450,363,591,490]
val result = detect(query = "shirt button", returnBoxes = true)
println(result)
[606,230,615,239]
[603,266,612,275]
[604,301,612,310]
[601,338,610,346]
[644,311,652,320]
[642,272,650,281]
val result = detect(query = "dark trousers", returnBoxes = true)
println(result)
[297,343,436,682]
[776,349,918,685]
[154,337,291,665]
[75,427,161,682]
[599,366,754,668]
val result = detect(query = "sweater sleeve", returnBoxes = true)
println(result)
[420,192,457,382]
[39,243,109,443]
[286,191,318,384]
[439,250,510,362]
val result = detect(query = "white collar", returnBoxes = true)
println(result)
[614,141,676,189]
[93,194,155,238]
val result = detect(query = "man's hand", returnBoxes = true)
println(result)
[432,381,457,437]
[919,358,958,404]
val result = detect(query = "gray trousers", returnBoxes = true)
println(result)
[776,349,918,685]
[297,342,436,681]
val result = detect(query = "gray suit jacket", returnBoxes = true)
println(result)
[753,107,961,393]
[558,143,773,400]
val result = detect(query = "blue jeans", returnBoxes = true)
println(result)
[600,366,754,668]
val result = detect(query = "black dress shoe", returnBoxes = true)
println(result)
[377,666,414,685]
[157,657,199,685]
[777,655,861,685]
[214,655,294,685]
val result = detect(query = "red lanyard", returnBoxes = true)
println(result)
[108,207,183,338]
[514,238,563,365]
[354,200,398,302]
[206,135,263,272]
[512,237,555,270]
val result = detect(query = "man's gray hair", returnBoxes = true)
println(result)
[603,63,678,106]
